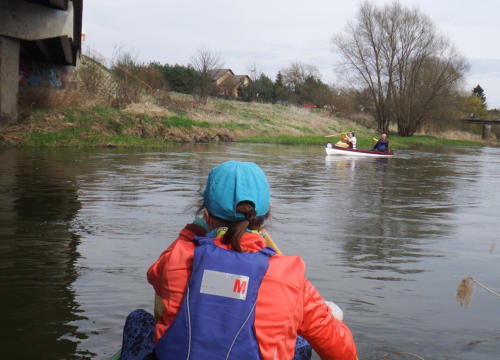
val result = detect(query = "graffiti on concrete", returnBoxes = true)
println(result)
[19,61,69,88]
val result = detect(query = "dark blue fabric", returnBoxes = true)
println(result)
[119,309,155,360]
[295,336,312,360]
[119,310,312,360]
[372,139,389,152]
[155,236,274,360]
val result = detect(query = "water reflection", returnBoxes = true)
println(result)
[271,157,325,202]
[0,149,86,360]
[324,152,478,282]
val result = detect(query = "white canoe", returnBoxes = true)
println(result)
[325,145,394,157]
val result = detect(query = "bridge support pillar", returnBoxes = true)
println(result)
[482,124,492,140]
[0,35,20,124]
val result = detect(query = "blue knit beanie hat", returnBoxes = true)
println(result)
[203,161,270,222]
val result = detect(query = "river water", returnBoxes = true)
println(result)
[1,143,499,360]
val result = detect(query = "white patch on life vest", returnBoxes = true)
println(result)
[200,269,249,300]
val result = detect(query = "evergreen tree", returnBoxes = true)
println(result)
[274,72,291,103]
[472,84,487,107]
[255,74,276,103]
[275,72,284,88]
[300,76,332,108]
[160,64,200,94]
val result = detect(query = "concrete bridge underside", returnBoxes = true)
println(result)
[0,0,82,123]
[463,119,500,140]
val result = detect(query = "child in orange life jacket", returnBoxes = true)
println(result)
[147,160,357,360]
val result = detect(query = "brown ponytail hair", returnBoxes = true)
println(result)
[199,201,267,252]
[222,201,266,252]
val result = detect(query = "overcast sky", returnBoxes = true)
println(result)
[84,0,500,108]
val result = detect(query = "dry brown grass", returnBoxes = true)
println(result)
[457,276,500,308]
[125,102,168,116]
[162,93,370,139]
[0,103,244,146]
[19,88,99,109]
[162,94,200,113]
[419,129,485,142]
[456,276,474,308]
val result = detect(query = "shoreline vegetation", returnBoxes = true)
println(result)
[0,92,486,149]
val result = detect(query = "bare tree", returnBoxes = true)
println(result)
[112,46,138,73]
[110,48,147,107]
[246,62,260,101]
[333,1,468,135]
[248,62,260,83]
[190,47,223,103]
[282,62,319,93]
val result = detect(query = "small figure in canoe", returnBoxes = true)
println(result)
[333,131,356,149]
[117,161,358,360]
[345,132,357,149]
[372,133,390,152]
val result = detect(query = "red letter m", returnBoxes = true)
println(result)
[233,279,247,294]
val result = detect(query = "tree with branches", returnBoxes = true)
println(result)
[190,47,223,103]
[333,1,468,136]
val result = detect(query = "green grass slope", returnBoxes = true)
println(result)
[0,92,483,148]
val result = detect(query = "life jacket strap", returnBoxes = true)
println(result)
[194,236,275,258]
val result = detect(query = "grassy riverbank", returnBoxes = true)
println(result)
[240,134,482,147]
[0,92,484,148]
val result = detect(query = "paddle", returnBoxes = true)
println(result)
[262,229,282,254]
[325,131,347,138]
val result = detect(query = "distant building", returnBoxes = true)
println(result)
[209,69,251,97]
[234,75,251,87]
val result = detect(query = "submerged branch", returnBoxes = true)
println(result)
[381,351,424,360]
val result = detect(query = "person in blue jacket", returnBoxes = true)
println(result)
[372,133,389,152]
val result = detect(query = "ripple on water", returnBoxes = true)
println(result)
[1,145,500,360]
